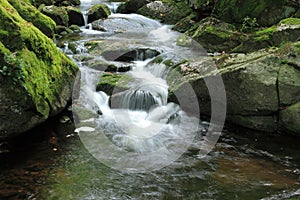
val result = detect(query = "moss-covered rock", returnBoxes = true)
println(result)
[29,0,55,7]
[8,0,56,37]
[42,5,69,26]
[280,101,300,134]
[87,4,110,24]
[0,0,78,139]
[137,0,192,24]
[211,0,299,27]
[66,6,84,26]
[117,0,148,14]
[168,44,300,133]
[233,18,300,53]
[96,73,132,95]
[172,13,197,33]
[186,17,245,52]
[278,44,300,107]
[185,16,300,53]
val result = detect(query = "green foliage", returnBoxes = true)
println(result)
[0,52,26,88]
[240,16,258,33]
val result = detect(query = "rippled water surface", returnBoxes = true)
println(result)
[0,119,299,199]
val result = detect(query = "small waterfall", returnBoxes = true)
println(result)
[82,10,92,29]
[70,0,201,169]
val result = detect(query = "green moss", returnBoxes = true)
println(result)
[294,41,300,53]
[96,73,132,94]
[279,17,300,25]
[205,25,234,39]
[8,0,55,37]
[88,4,111,17]
[255,26,277,36]
[98,73,132,87]
[0,0,78,116]
[42,5,69,26]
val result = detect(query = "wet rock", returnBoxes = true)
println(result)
[0,0,78,139]
[137,0,192,24]
[91,15,160,33]
[280,101,300,134]
[102,48,160,62]
[226,115,278,133]
[8,0,56,38]
[117,0,148,14]
[69,24,81,33]
[66,6,84,26]
[96,73,132,95]
[233,18,300,53]
[56,0,81,6]
[84,59,131,72]
[278,51,300,107]
[173,14,197,33]
[87,4,111,24]
[185,17,244,53]
[168,43,300,133]
[42,5,69,26]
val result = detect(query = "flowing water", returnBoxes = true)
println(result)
[0,0,300,199]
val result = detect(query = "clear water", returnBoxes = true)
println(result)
[0,121,299,199]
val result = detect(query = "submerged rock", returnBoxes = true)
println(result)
[0,0,78,139]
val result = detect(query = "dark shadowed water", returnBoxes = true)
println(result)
[0,115,299,199]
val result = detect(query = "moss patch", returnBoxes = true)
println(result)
[8,0,56,37]
[0,0,78,116]
[279,18,300,25]
[96,73,132,95]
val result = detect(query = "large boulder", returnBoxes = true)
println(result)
[185,17,244,52]
[185,17,300,53]
[233,18,300,53]
[66,6,84,26]
[42,5,69,26]
[167,42,300,134]
[280,101,300,134]
[8,0,56,37]
[87,4,110,24]
[137,0,192,24]
[117,0,148,14]
[0,0,78,139]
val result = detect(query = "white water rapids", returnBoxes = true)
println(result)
[69,0,210,172]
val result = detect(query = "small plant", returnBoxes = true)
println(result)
[240,16,258,33]
[0,52,26,88]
